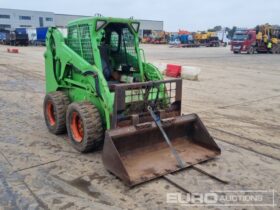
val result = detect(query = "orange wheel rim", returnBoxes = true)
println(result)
[70,112,84,142]
[46,101,56,126]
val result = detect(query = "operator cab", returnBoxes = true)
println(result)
[96,22,141,90]
[67,18,141,91]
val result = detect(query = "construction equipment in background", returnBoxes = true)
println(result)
[169,30,226,48]
[194,32,222,47]
[141,29,227,47]
[177,30,200,47]
[168,33,181,46]
[141,31,168,44]
[231,24,280,54]
[255,24,280,53]
[151,31,168,44]
[141,36,152,44]
[43,16,221,186]
[169,31,200,48]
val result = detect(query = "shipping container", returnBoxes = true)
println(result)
[36,27,48,45]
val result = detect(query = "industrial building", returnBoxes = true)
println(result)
[0,8,55,29]
[0,8,164,37]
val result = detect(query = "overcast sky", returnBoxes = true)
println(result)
[1,0,279,31]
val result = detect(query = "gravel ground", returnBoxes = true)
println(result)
[0,44,279,210]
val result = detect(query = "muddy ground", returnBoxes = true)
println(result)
[0,45,279,210]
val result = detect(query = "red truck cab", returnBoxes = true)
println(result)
[231,30,256,54]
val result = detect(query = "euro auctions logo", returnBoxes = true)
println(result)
[167,192,218,205]
[166,190,276,207]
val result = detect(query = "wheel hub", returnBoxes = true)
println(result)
[46,101,56,126]
[71,112,84,142]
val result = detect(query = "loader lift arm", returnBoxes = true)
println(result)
[44,27,113,127]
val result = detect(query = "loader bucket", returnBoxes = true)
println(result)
[102,113,221,186]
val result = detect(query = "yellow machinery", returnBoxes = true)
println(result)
[194,31,220,47]
[256,24,280,44]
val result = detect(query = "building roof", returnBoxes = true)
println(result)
[0,8,163,22]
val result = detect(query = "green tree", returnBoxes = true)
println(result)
[208,25,223,32]
[227,26,237,39]
[213,25,222,31]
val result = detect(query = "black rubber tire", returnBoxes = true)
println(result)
[66,102,103,153]
[43,91,70,134]
[233,51,239,54]
[247,47,254,54]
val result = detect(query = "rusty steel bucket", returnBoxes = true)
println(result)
[102,113,221,186]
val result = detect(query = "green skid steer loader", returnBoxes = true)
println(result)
[43,16,221,186]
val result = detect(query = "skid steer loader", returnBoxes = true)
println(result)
[43,17,221,186]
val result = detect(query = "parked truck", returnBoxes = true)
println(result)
[4,28,29,46]
[4,29,29,46]
[231,25,280,54]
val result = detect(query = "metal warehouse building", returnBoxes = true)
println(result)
[0,8,163,37]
